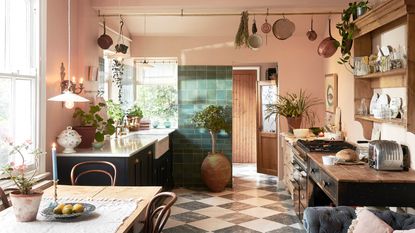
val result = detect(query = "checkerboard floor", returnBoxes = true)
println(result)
[163,163,306,233]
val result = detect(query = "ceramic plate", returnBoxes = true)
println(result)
[369,93,379,115]
[41,203,96,220]
[390,97,402,118]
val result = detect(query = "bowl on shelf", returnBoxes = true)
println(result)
[293,128,310,138]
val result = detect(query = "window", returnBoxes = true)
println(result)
[135,59,178,128]
[0,0,39,168]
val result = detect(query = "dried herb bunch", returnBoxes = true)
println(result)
[235,11,249,48]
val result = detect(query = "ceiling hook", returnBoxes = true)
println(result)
[181,9,184,17]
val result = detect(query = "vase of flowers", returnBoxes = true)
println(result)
[2,140,45,222]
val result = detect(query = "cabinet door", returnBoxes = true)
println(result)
[134,146,154,186]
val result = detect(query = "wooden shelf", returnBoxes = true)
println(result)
[355,115,406,127]
[354,68,406,79]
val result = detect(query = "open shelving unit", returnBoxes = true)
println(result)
[353,0,415,139]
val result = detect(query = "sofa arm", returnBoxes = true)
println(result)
[303,206,356,233]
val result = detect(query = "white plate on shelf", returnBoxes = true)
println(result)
[389,97,402,118]
[369,93,379,115]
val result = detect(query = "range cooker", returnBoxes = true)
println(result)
[290,139,355,219]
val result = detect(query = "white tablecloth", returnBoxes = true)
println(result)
[0,197,142,233]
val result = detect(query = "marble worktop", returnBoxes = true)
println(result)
[57,128,176,158]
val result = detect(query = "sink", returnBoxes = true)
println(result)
[154,135,169,159]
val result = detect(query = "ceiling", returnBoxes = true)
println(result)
[92,0,353,37]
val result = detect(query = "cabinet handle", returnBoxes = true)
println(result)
[135,159,140,164]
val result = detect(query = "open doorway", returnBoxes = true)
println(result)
[232,65,279,177]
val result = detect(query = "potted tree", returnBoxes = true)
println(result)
[265,89,321,132]
[73,103,116,148]
[191,105,232,192]
[2,140,45,221]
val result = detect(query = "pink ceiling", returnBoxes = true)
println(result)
[92,0,352,37]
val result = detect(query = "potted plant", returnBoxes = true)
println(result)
[106,99,124,124]
[191,105,232,192]
[73,103,116,148]
[127,104,143,131]
[265,89,321,133]
[336,1,371,66]
[2,140,45,222]
[112,59,124,103]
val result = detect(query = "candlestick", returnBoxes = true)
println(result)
[52,143,58,181]
[72,76,76,84]
[53,180,59,204]
[80,77,83,84]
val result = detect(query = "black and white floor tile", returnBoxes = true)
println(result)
[163,164,306,233]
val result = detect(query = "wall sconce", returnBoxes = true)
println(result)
[48,63,89,109]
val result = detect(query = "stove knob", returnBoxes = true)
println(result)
[322,180,330,187]
[311,168,318,173]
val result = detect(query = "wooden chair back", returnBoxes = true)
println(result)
[143,192,177,233]
[0,187,18,210]
[70,161,117,186]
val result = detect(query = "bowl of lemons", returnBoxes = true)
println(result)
[41,203,95,219]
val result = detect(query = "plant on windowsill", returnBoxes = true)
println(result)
[73,103,116,148]
[1,140,46,222]
[127,104,143,131]
[336,1,371,67]
[265,89,322,133]
[191,105,232,192]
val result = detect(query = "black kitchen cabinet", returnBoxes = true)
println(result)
[153,150,173,190]
[57,144,155,186]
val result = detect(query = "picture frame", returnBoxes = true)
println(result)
[325,73,338,113]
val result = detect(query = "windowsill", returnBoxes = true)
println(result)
[0,172,50,191]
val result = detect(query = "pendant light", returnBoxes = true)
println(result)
[141,15,154,69]
[48,0,89,109]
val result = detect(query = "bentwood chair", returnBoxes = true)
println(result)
[141,192,177,233]
[70,161,117,186]
[0,187,19,210]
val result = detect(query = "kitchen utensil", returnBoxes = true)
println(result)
[369,93,379,115]
[261,15,271,45]
[97,19,113,49]
[272,16,295,40]
[369,140,404,171]
[248,18,263,50]
[377,93,390,107]
[306,17,317,41]
[317,19,338,58]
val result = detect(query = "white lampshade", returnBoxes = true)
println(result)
[48,91,89,102]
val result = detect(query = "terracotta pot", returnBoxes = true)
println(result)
[73,126,96,148]
[286,117,302,133]
[10,190,43,222]
[201,153,231,192]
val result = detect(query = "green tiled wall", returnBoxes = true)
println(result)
[172,66,233,187]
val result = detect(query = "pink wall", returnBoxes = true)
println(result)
[131,33,326,131]
[322,15,415,169]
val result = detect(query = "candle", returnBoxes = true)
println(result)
[52,143,58,181]
[80,77,83,84]
[72,76,76,84]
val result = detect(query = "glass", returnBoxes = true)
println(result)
[15,79,34,143]
[260,85,277,133]
[358,98,368,115]
[0,78,12,138]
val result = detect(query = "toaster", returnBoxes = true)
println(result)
[368,140,404,171]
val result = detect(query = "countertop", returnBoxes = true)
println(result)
[57,129,176,158]
[308,152,415,183]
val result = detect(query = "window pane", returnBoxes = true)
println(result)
[9,0,30,73]
[0,1,5,71]
[15,79,33,143]
[0,78,12,138]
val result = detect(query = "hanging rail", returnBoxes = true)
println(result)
[98,10,342,18]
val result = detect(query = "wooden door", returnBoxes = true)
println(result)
[257,81,278,175]
[232,70,257,163]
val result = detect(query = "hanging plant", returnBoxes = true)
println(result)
[111,59,124,103]
[235,11,249,48]
[336,1,371,67]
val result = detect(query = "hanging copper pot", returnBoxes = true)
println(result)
[317,19,338,58]
[97,19,113,49]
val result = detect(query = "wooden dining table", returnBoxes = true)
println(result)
[42,185,162,233]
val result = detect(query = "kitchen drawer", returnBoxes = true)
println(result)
[308,159,321,182]
[320,170,338,201]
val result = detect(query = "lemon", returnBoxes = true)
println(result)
[53,203,65,214]
[62,207,73,215]
[72,204,84,213]
[63,204,73,209]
